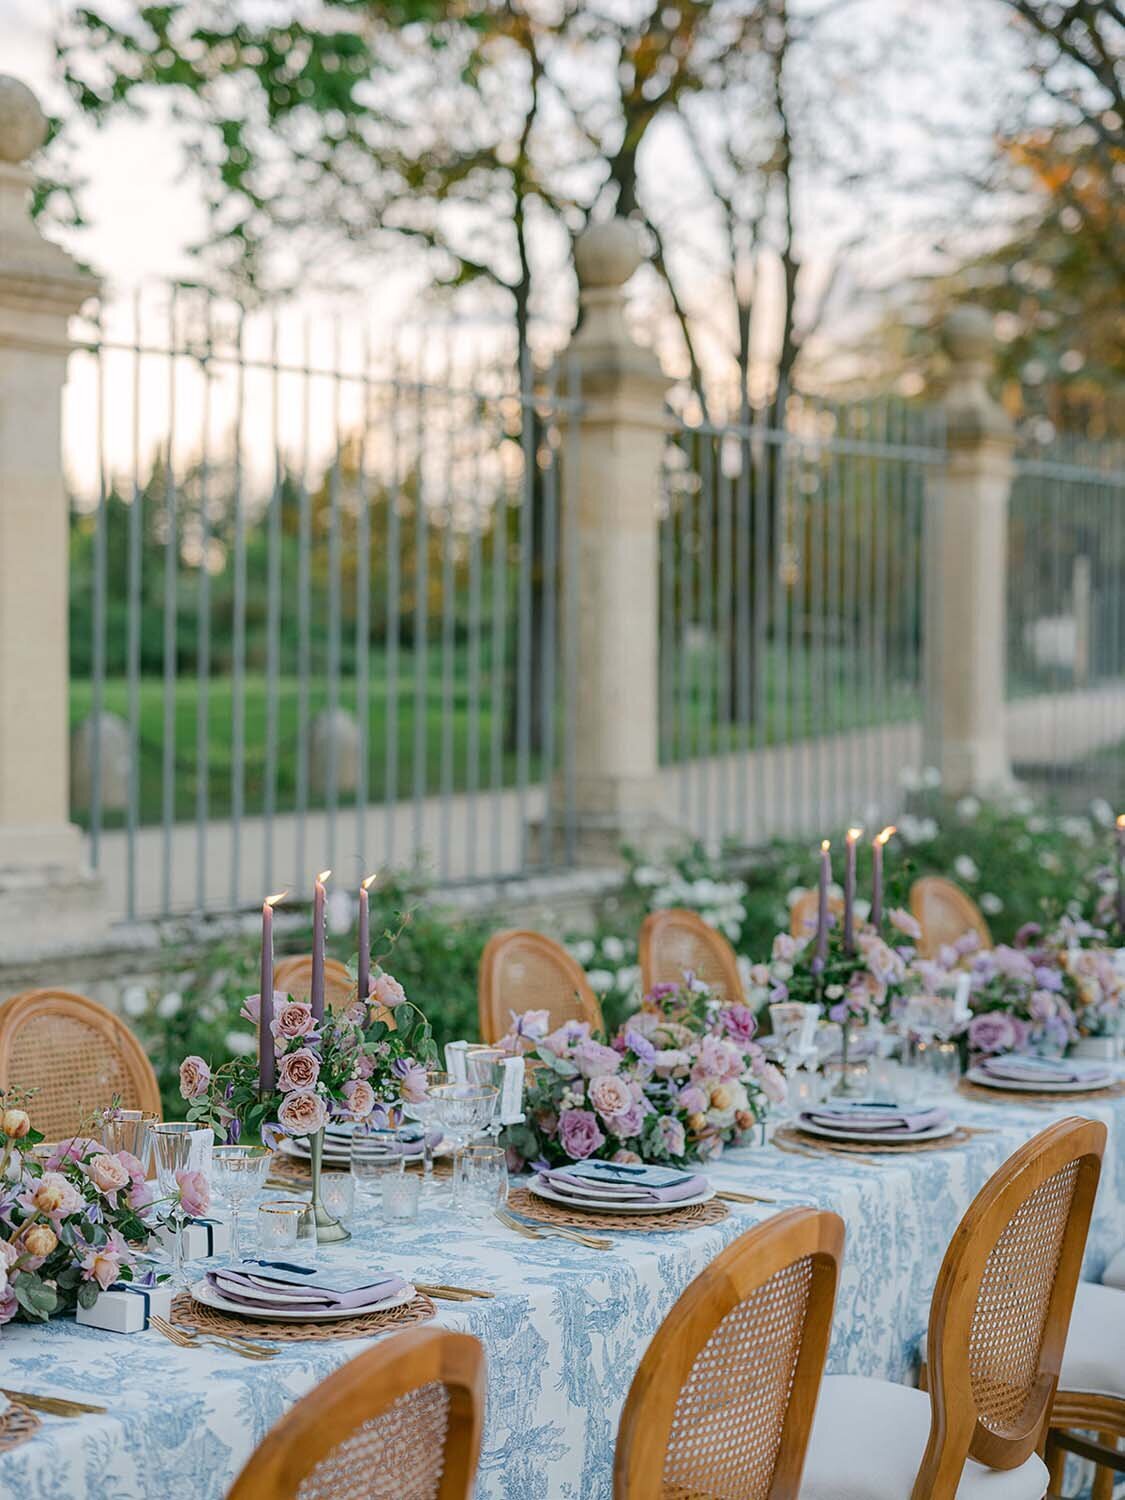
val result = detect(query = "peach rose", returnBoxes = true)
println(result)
[81,1243,122,1291]
[87,1153,131,1198]
[277,1089,328,1136]
[271,1002,317,1044]
[22,1223,57,1260]
[371,972,407,1010]
[342,1079,376,1119]
[29,1172,83,1217]
[277,1047,320,1093]
[1,1109,30,1139]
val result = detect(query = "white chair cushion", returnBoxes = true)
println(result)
[1059,1281,1125,1398]
[1103,1247,1125,1292]
[800,1375,1049,1500]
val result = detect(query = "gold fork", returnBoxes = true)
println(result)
[150,1314,278,1360]
[494,1207,611,1251]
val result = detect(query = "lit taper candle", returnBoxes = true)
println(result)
[311,870,331,1023]
[1117,817,1125,930]
[813,840,831,971]
[843,827,862,954]
[259,891,286,1094]
[358,873,377,1001]
[871,826,896,931]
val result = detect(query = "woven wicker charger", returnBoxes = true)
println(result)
[957,1078,1125,1106]
[778,1123,976,1156]
[171,1290,436,1343]
[507,1185,729,1233]
[268,1153,452,1185]
[0,1403,41,1452]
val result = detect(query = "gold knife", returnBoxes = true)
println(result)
[2,1388,107,1417]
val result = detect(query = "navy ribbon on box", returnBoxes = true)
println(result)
[110,1282,157,1329]
[187,1217,222,1255]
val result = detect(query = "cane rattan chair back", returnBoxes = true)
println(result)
[788,891,843,941]
[274,956,399,1030]
[916,1116,1105,1495]
[639,909,746,1006]
[477,930,603,1044]
[0,989,162,1141]
[615,1208,843,1499]
[227,1326,485,1500]
[909,877,993,959]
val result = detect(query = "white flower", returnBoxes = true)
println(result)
[980,893,1004,915]
[1011,795,1034,816]
[615,964,640,994]
[602,936,626,963]
[1027,815,1048,834]
[156,990,183,1019]
[121,985,148,1018]
[899,766,923,792]
[953,855,979,883]
[634,865,664,888]
[956,796,981,821]
[225,1031,257,1056]
[1090,798,1115,829]
[772,962,793,981]
[326,889,354,935]
[570,939,595,965]
[785,887,805,909]
[587,969,614,995]
[1039,851,1061,873]
[922,766,942,789]
[825,984,844,1000]
[1060,816,1092,844]
[853,898,871,923]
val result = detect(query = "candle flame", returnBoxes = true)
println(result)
[316,869,332,884]
[265,890,287,907]
[820,839,830,852]
[362,872,378,891]
[1117,816,1125,830]
[846,826,863,842]
[876,825,896,846]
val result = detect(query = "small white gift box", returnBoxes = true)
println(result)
[153,1215,229,1260]
[76,1280,174,1335]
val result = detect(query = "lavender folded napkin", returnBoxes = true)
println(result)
[978,1055,1109,1086]
[207,1260,408,1313]
[799,1101,948,1135]
[540,1159,707,1203]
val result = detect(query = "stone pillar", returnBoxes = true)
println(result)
[923,306,1016,795]
[0,77,104,939]
[545,219,678,864]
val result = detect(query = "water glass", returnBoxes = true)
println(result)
[383,1173,422,1223]
[401,1069,452,1193]
[320,1171,355,1226]
[456,1145,508,1221]
[431,1084,499,1207]
[99,1109,158,1174]
[350,1132,406,1203]
[211,1145,271,1264]
[151,1123,207,1288]
[257,1199,301,1252]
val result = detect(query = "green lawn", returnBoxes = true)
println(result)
[69,640,924,827]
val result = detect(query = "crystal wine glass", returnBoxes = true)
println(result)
[400,1069,452,1194]
[211,1145,271,1264]
[150,1123,203,1289]
[430,1085,498,1208]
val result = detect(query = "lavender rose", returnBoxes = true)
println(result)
[968,1011,1021,1055]
[271,1001,318,1044]
[277,1047,321,1093]
[178,1055,212,1101]
[277,1089,329,1137]
[720,1005,758,1046]
[392,1057,429,1103]
[558,1108,605,1160]
[572,1038,622,1079]
[342,1079,377,1119]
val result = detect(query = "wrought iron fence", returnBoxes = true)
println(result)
[66,286,580,919]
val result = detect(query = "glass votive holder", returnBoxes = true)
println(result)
[351,1139,406,1202]
[383,1172,422,1223]
[257,1198,304,1252]
[320,1171,355,1225]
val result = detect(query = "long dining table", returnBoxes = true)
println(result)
[0,1084,1122,1500]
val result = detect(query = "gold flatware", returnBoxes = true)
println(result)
[415,1283,495,1301]
[0,1389,106,1418]
[150,1314,278,1360]
[494,1207,611,1251]
[716,1189,776,1204]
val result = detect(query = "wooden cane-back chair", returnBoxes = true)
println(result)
[477,930,603,1044]
[639,909,746,1005]
[614,1208,844,1499]
[274,956,398,1029]
[788,891,843,941]
[0,989,162,1141]
[909,876,993,959]
[227,1327,485,1500]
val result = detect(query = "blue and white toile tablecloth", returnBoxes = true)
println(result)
[0,1088,1122,1500]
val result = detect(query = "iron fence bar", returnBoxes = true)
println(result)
[326,318,343,872]
[698,425,715,838]
[562,357,580,866]
[229,308,247,910]
[90,313,107,871]
[735,405,751,842]
[354,327,371,880]
[540,363,560,869]
[295,319,312,894]
[194,295,213,912]
[465,375,485,878]
[773,385,790,835]
[515,344,534,865]
[659,453,675,769]
[717,445,733,837]
[807,422,824,832]
[385,353,402,868]
[678,433,696,824]
[160,290,179,914]
[413,374,429,857]
[439,343,457,881]
[752,398,769,840]
[263,312,282,894]
[488,386,508,876]
[125,291,143,918]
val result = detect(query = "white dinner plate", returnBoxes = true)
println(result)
[965,1066,1114,1094]
[796,1117,957,1146]
[275,1137,354,1165]
[528,1176,715,1214]
[189,1277,417,1322]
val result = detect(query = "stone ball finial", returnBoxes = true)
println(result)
[0,77,49,165]
[942,304,994,366]
[574,218,644,291]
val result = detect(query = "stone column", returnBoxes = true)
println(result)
[923,305,1016,795]
[543,219,678,864]
[0,77,104,939]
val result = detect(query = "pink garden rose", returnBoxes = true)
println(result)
[175,1168,211,1218]
[968,1011,1027,1056]
[0,1287,16,1326]
[45,1137,100,1171]
[271,1001,318,1045]
[572,1038,622,1079]
[240,989,286,1025]
[23,1172,84,1219]
[657,1116,686,1157]
[342,1079,376,1120]
[81,1241,123,1291]
[610,1149,642,1165]
[888,908,923,941]
[558,1108,605,1160]
[370,972,407,1010]
[678,1084,708,1116]
[277,1047,321,1093]
[544,1020,592,1057]
[86,1153,131,1199]
[117,1150,153,1212]
[587,1073,633,1121]
[752,1059,788,1108]
[178,1055,211,1101]
[720,1005,758,1046]
[277,1089,329,1137]
[606,1100,647,1138]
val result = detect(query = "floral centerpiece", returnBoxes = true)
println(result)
[0,1096,194,1327]
[501,976,785,1170]
[959,936,1079,1058]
